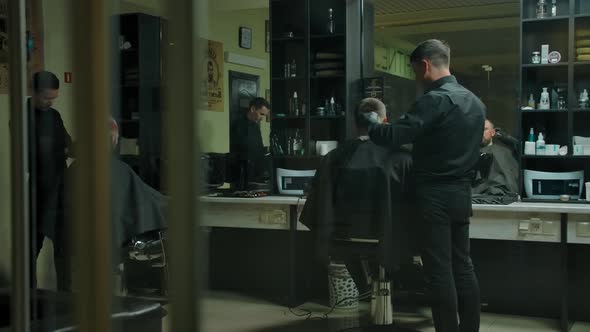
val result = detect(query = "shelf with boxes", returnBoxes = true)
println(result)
[522,19,568,65]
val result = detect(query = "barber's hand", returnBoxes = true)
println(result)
[109,117,119,147]
[361,111,380,126]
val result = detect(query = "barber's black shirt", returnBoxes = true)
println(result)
[230,113,265,182]
[28,101,72,237]
[369,75,485,183]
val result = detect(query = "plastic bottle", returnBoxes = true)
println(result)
[327,8,335,34]
[528,128,535,142]
[528,94,536,108]
[536,132,546,155]
[329,97,336,116]
[551,0,557,17]
[539,87,550,110]
[292,91,299,116]
[290,59,297,77]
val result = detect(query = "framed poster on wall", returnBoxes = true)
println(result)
[203,39,224,112]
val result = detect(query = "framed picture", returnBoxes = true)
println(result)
[265,20,270,53]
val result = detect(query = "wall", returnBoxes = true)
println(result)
[199,7,270,153]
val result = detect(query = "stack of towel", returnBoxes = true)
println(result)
[576,28,590,61]
[313,52,345,77]
[573,136,590,155]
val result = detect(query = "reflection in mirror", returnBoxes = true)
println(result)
[373,0,521,199]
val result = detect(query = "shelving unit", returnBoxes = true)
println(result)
[519,0,590,201]
[270,0,362,195]
[115,13,164,190]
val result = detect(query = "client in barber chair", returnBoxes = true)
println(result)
[64,118,168,267]
[301,98,414,302]
[472,119,518,197]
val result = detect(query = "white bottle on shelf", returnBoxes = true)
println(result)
[539,87,550,110]
[536,132,546,155]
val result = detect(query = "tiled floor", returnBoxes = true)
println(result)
[162,291,590,332]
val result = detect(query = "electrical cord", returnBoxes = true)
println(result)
[288,289,374,321]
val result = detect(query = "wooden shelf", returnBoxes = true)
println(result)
[272,37,305,42]
[572,108,590,112]
[272,115,306,120]
[520,108,567,113]
[272,77,306,81]
[522,63,568,68]
[574,61,590,66]
[310,33,345,39]
[522,16,569,23]
[575,14,590,19]
[311,74,345,79]
[272,155,320,160]
[310,115,345,119]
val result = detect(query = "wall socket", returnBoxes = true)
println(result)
[519,218,557,235]
[576,222,590,237]
[259,209,287,225]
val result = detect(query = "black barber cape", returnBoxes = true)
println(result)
[65,158,168,260]
[472,143,519,196]
[369,76,485,184]
[300,138,414,272]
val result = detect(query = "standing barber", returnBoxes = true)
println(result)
[28,71,72,290]
[365,40,485,332]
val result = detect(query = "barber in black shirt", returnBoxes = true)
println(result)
[365,40,485,332]
[230,97,270,187]
[28,71,72,290]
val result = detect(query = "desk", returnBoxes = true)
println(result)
[201,197,590,330]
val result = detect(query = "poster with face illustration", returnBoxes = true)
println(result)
[202,39,224,112]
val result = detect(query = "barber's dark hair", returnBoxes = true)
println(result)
[356,98,385,129]
[33,71,60,92]
[249,97,270,111]
[410,39,451,68]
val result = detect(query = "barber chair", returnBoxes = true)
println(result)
[121,230,169,297]
[326,164,419,332]
[329,238,419,332]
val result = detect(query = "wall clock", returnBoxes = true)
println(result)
[239,26,252,49]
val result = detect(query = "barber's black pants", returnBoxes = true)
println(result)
[31,232,71,291]
[417,183,480,332]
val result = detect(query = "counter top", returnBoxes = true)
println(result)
[472,202,590,214]
[201,196,590,214]
[201,195,305,205]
